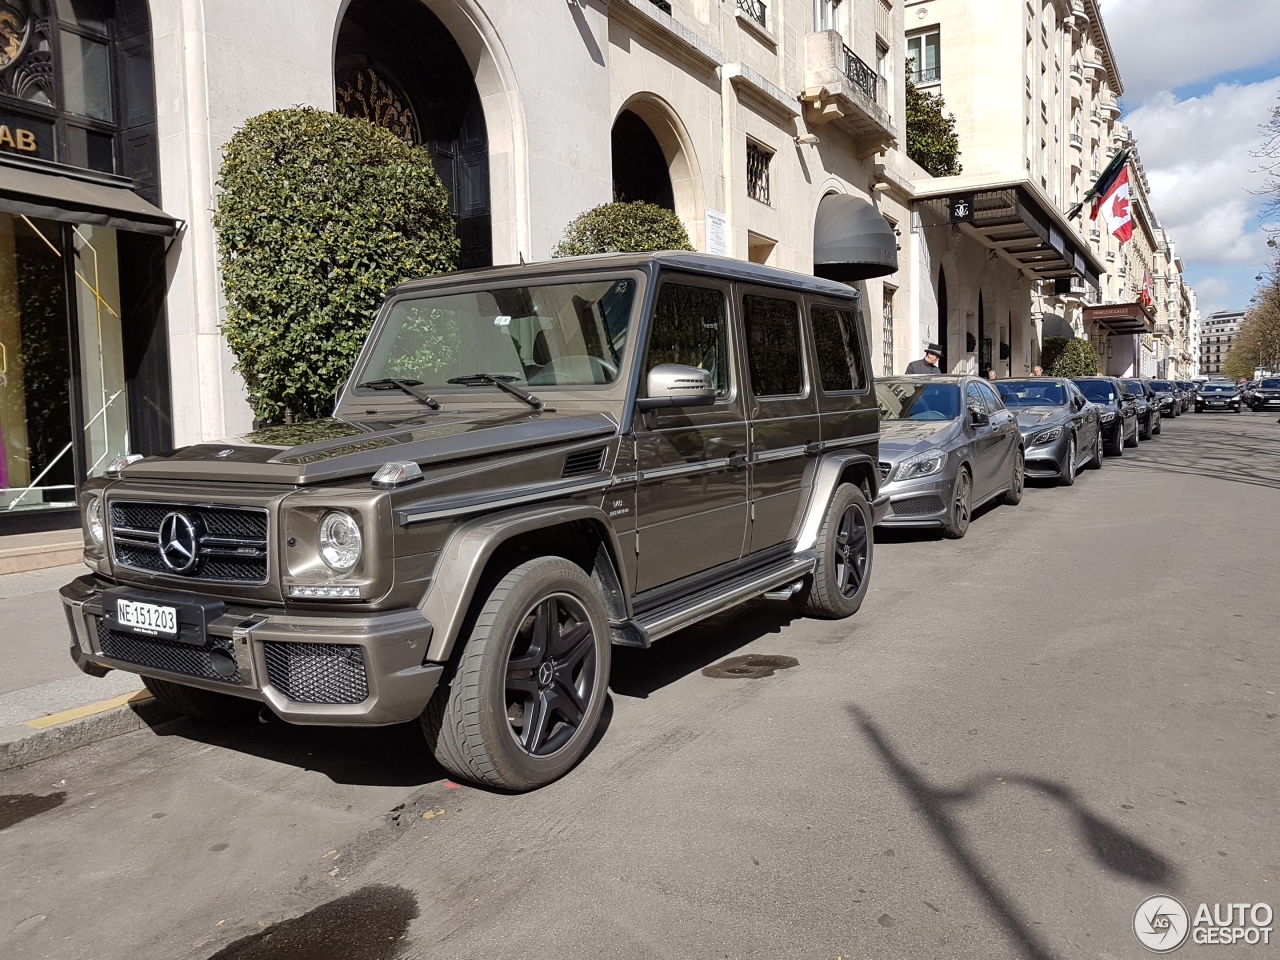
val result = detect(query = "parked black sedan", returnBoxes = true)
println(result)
[1148,379,1181,418]
[1196,381,1242,413]
[1176,380,1197,412]
[1121,379,1162,438]
[995,378,1103,485]
[1250,377,1280,412]
[1072,376,1139,454]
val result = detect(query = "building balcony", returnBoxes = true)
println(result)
[801,31,897,152]
[735,0,767,31]
[1154,323,1174,339]
[1069,132,1083,149]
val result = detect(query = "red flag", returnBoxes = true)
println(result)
[1091,165,1133,243]
[1140,268,1153,306]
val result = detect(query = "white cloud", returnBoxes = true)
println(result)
[1103,0,1280,102]
[1120,78,1280,312]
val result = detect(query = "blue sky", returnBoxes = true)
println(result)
[1106,0,1280,314]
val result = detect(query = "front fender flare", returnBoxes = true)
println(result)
[420,502,628,663]
[794,452,880,552]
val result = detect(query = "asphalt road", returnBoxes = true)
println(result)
[3,409,1278,960]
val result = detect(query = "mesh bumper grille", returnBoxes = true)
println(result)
[890,495,945,517]
[263,642,369,704]
[97,622,241,684]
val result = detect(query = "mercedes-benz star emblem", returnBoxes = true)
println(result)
[537,662,555,687]
[158,512,200,573]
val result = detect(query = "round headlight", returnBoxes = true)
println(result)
[318,511,363,574]
[86,497,105,546]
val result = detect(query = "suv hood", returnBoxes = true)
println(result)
[122,410,619,485]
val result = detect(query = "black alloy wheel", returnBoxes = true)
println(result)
[797,483,873,619]
[422,556,611,791]
[1139,414,1152,440]
[1059,435,1077,487]
[1086,427,1103,469]
[1125,420,1140,447]
[942,469,972,539]
[1108,424,1124,456]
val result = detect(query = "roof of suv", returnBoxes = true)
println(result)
[391,251,863,301]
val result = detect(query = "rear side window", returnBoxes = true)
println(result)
[647,282,731,397]
[743,294,803,396]
[811,304,867,392]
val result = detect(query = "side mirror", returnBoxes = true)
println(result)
[969,406,990,426]
[636,364,717,410]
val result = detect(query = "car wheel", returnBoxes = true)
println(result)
[1139,415,1152,440]
[1086,428,1103,469]
[1108,426,1124,457]
[795,483,872,620]
[1058,435,1077,487]
[942,468,972,539]
[1153,414,1162,435]
[1002,447,1025,505]
[421,556,611,792]
[1125,422,1140,447]
[141,675,258,723]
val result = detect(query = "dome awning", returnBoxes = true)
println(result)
[812,193,897,282]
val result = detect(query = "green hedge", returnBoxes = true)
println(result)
[1041,336,1099,377]
[213,107,458,423]
[553,201,692,257]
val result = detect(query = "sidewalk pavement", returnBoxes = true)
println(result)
[0,562,175,770]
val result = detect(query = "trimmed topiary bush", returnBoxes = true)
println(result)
[553,201,693,257]
[1041,336,1099,377]
[213,107,458,423]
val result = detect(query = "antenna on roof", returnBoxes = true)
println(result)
[519,251,525,264]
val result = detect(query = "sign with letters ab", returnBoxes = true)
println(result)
[0,112,54,160]
[949,194,975,224]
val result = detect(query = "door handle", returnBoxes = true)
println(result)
[727,453,747,469]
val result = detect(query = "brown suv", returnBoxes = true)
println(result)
[61,252,887,790]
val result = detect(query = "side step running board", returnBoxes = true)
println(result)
[629,555,816,646]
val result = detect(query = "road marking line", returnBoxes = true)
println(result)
[24,690,153,729]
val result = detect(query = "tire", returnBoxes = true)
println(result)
[1107,426,1124,457]
[1002,446,1025,505]
[1125,422,1140,448]
[942,468,972,539]
[1153,414,1162,435]
[141,675,258,723]
[421,556,611,792]
[1058,435,1077,487]
[1086,428,1103,469]
[1139,415,1152,441]
[795,483,872,620]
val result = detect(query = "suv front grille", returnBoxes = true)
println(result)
[97,622,241,684]
[110,501,269,585]
[263,642,369,704]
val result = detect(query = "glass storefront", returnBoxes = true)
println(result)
[0,213,132,516]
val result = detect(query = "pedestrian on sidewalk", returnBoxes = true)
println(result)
[906,342,943,376]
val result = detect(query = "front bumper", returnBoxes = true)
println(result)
[876,473,951,528]
[1197,400,1237,412]
[1022,433,1069,478]
[60,575,442,726]
[1253,395,1280,408]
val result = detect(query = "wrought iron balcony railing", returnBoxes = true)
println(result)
[736,0,766,29]
[910,65,940,84]
[843,45,878,103]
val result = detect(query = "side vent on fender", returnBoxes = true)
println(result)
[562,447,607,478]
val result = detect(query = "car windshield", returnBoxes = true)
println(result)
[995,380,1067,406]
[1262,379,1280,389]
[1074,379,1116,402]
[876,381,961,420]
[1151,380,1172,390]
[354,278,637,390]
[1201,384,1235,394]
[1123,381,1145,395]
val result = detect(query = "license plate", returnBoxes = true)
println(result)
[115,599,178,637]
[1209,401,1224,406]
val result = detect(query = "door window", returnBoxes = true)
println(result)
[646,282,730,398]
[743,294,803,397]
[965,382,989,415]
[976,381,1003,411]
[811,304,867,393]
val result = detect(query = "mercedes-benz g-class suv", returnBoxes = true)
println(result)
[61,252,887,790]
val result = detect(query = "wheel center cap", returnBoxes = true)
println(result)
[537,662,554,687]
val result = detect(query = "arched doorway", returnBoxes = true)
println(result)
[611,109,674,209]
[336,0,492,268]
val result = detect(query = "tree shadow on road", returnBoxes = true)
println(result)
[1116,418,1280,490]
[849,705,1182,960]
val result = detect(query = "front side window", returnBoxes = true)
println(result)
[743,294,803,397]
[976,381,1004,411]
[645,282,730,398]
[1075,379,1116,403]
[811,304,867,393]
[357,278,636,390]
[965,382,989,414]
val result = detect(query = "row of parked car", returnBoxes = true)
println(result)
[874,373,1182,538]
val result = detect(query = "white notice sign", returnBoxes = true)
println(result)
[705,208,729,257]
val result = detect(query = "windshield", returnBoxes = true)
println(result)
[1122,380,1146,395]
[996,380,1067,406]
[1262,379,1280,389]
[1074,379,1116,403]
[876,380,961,421]
[1150,380,1173,390]
[355,278,637,390]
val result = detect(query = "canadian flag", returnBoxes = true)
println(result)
[1091,166,1133,243]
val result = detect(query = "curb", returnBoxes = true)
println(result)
[0,690,179,772]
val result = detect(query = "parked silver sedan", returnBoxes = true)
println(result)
[995,377,1103,485]
[876,376,1024,538]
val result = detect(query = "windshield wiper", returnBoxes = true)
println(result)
[356,378,440,410]
[446,373,544,410]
